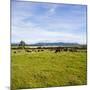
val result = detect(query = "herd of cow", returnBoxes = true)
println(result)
[12,46,85,54]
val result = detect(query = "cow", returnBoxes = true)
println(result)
[55,48,61,53]
[63,48,68,51]
[25,49,31,52]
[41,49,44,51]
[38,50,40,52]
[13,51,16,53]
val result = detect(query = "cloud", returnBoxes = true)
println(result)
[11,1,87,44]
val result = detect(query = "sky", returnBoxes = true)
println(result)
[11,0,87,44]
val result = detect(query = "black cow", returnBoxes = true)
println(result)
[64,48,68,51]
[13,51,16,53]
[38,50,40,52]
[25,49,31,52]
[41,49,44,51]
[55,49,61,53]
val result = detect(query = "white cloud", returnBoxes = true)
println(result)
[12,21,86,44]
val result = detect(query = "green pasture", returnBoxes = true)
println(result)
[11,49,87,90]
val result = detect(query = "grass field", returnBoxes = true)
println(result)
[11,50,87,90]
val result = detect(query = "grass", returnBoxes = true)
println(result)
[11,50,87,90]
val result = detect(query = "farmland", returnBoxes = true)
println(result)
[11,48,87,90]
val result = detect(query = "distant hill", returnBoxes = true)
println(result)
[31,42,80,47]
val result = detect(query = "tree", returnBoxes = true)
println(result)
[18,40,25,49]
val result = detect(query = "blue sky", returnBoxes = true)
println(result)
[11,0,87,44]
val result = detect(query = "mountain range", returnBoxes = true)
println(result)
[31,42,80,46]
